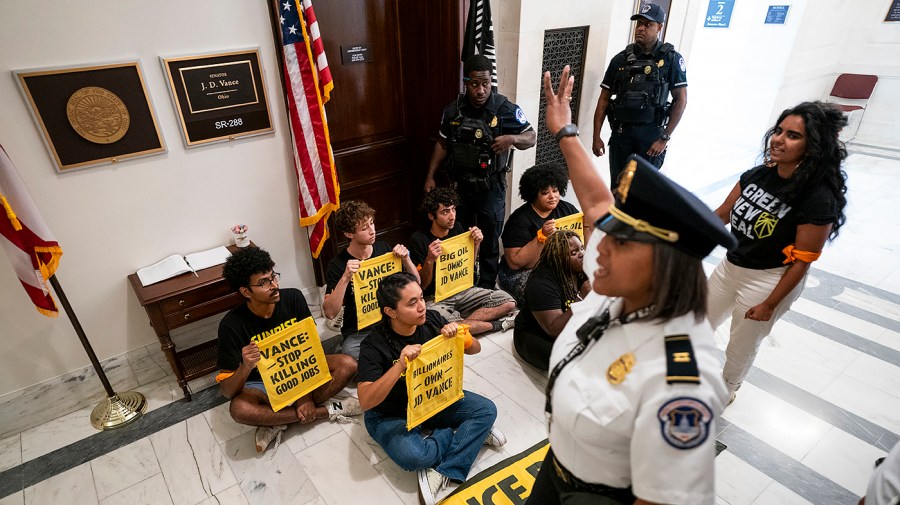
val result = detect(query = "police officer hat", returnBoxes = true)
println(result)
[596,155,736,258]
[631,3,667,24]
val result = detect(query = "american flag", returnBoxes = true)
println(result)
[462,0,499,91]
[274,0,339,258]
[0,145,63,317]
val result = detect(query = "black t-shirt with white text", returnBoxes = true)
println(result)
[726,165,838,269]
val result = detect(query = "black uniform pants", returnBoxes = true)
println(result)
[526,450,635,505]
[455,178,505,289]
[608,122,666,185]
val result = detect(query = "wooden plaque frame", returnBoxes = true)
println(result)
[160,48,274,147]
[15,60,167,173]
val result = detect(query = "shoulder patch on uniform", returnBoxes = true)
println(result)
[679,56,686,72]
[657,397,713,450]
[665,334,700,384]
[515,107,527,124]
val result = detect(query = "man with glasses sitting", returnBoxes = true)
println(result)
[424,54,535,290]
[216,247,361,454]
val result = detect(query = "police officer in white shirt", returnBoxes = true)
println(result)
[526,67,737,505]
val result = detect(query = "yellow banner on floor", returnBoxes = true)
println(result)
[434,233,475,302]
[406,332,465,430]
[554,211,584,242]
[256,316,332,412]
[439,440,549,505]
[353,251,402,330]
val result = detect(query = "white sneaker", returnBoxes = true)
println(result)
[499,316,515,332]
[326,307,344,331]
[255,424,287,453]
[484,426,507,447]
[417,468,450,505]
[326,397,363,422]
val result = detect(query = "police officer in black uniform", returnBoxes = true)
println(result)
[592,3,688,184]
[425,55,536,290]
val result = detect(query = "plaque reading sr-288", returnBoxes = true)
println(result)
[161,49,274,147]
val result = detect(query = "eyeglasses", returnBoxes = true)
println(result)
[251,272,280,289]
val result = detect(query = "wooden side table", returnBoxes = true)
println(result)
[128,244,245,400]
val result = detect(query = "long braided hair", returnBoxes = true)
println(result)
[533,230,584,304]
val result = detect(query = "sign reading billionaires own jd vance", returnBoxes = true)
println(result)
[405,334,465,430]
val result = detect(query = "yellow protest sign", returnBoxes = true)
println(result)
[553,211,584,242]
[353,251,402,330]
[440,440,549,505]
[406,332,465,430]
[255,317,332,412]
[434,233,475,302]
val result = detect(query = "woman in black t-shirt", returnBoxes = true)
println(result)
[707,101,849,403]
[356,272,505,505]
[513,230,589,371]
[498,163,579,302]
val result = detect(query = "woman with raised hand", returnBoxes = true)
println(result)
[525,66,735,505]
[707,101,849,404]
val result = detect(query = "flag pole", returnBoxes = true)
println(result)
[48,275,146,430]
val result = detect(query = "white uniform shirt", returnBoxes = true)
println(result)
[548,297,728,505]
[866,441,900,505]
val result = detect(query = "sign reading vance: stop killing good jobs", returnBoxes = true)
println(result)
[353,252,402,330]
[256,316,331,412]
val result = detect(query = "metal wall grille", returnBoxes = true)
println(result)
[536,26,589,167]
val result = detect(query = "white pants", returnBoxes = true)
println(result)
[707,258,806,393]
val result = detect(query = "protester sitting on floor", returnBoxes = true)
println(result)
[513,230,589,371]
[498,162,579,302]
[323,200,420,360]
[216,247,361,454]
[409,187,517,335]
[356,272,507,505]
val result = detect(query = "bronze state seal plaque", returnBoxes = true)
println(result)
[66,86,130,144]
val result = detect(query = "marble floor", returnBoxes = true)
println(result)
[0,150,898,505]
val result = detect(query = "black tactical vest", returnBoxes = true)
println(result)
[447,94,507,192]
[609,42,674,125]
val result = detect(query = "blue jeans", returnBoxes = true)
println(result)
[364,390,497,482]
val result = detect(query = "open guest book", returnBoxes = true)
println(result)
[136,246,232,287]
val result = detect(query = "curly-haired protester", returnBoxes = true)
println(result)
[708,101,849,404]
[498,162,579,302]
[355,272,506,505]
[513,230,589,371]
[216,247,361,454]
[323,200,421,360]
[408,187,517,335]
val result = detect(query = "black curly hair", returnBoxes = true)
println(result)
[763,101,848,240]
[518,163,569,203]
[222,247,275,290]
[420,187,459,217]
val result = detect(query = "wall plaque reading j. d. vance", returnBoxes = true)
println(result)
[15,61,166,173]
[161,49,273,147]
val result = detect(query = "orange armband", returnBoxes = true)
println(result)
[537,229,548,244]
[782,244,822,264]
[458,323,474,349]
